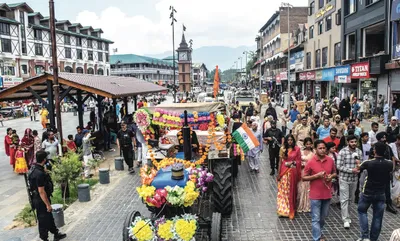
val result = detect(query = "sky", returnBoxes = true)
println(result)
[22,0,308,55]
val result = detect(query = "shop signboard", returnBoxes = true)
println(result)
[391,0,400,21]
[334,65,351,83]
[315,70,322,81]
[306,71,315,80]
[335,75,351,83]
[315,1,336,22]
[351,62,370,79]
[322,68,335,81]
[276,75,281,85]
[290,56,296,70]
[290,73,296,82]
[2,77,23,88]
[280,72,287,81]
[299,72,307,81]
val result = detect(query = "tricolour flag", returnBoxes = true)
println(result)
[232,124,260,153]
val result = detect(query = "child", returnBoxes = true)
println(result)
[326,141,340,206]
[12,129,19,146]
[14,145,28,174]
[66,134,77,152]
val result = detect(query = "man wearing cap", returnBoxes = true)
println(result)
[117,121,136,173]
[386,116,400,143]
[28,150,67,241]
[264,120,284,175]
[293,115,312,148]
[331,115,346,139]
[82,129,93,178]
[370,132,398,214]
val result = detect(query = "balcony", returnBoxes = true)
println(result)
[110,67,176,75]
[360,53,390,75]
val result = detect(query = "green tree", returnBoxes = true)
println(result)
[246,51,257,75]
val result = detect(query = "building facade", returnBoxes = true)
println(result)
[254,7,308,93]
[177,33,192,92]
[110,54,177,85]
[192,63,207,86]
[302,0,342,99]
[0,3,113,88]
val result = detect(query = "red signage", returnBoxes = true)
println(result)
[280,72,287,80]
[351,62,370,79]
[299,71,316,80]
[276,75,281,85]
[299,72,306,80]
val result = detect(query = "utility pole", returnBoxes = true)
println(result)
[282,2,293,110]
[49,0,63,143]
[189,39,193,91]
[170,6,177,103]
[243,51,248,85]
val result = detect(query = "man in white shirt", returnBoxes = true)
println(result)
[358,99,364,121]
[368,122,379,145]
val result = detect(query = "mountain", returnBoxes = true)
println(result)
[147,45,256,71]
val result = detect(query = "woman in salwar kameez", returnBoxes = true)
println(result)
[297,137,314,213]
[277,134,302,219]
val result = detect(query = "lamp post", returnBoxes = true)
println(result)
[234,61,238,82]
[282,2,293,110]
[170,6,177,103]
[238,57,242,84]
[243,51,249,85]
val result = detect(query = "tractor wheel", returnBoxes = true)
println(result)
[210,212,222,241]
[122,210,141,241]
[212,159,233,215]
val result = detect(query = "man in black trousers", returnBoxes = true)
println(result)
[264,120,284,176]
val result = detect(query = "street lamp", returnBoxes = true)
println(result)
[170,6,177,103]
[281,2,293,109]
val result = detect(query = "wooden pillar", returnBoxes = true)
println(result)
[97,96,104,132]
[123,97,128,115]
[46,80,55,127]
[77,90,84,127]
[134,96,137,111]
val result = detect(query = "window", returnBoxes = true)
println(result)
[77,49,82,59]
[322,47,328,67]
[64,35,70,45]
[76,67,83,73]
[309,2,315,16]
[19,11,25,25]
[319,0,324,9]
[88,51,93,60]
[98,52,103,61]
[34,30,43,41]
[65,47,71,58]
[346,33,356,59]
[336,9,342,25]
[97,69,104,75]
[344,0,356,16]
[366,0,379,5]
[306,52,311,69]
[76,37,82,46]
[1,38,11,52]
[0,23,10,35]
[87,68,94,75]
[21,41,26,55]
[309,26,314,39]
[334,43,341,66]
[315,49,321,68]
[35,43,43,55]
[21,65,28,74]
[2,66,15,75]
[105,43,109,51]
[98,42,102,50]
[105,53,109,62]
[87,40,92,48]
[318,21,323,35]
[325,15,332,31]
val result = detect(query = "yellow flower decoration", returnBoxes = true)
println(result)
[136,185,156,199]
[183,181,199,207]
[157,220,174,240]
[131,220,154,241]
[175,219,197,241]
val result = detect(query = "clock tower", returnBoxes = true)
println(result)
[176,32,192,93]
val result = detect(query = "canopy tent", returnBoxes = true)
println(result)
[147,102,225,114]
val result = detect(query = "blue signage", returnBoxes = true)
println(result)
[334,65,351,76]
[290,56,295,65]
[392,0,400,21]
[322,68,335,81]
[0,76,3,88]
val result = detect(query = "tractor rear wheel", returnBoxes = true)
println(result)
[212,159,233,215]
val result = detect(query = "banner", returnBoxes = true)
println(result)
[299,71,316,80]
[322,68,335,81]
[2,77,23,88]
[351,62,370,79]
[392,0,400,21]
[316,70,322,81]
[280,72,288,81]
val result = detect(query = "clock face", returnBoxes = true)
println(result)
[179,52,187,61]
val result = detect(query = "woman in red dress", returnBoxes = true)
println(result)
[20,128,35,167]
[277,134,302,219]
[4,128,16,170]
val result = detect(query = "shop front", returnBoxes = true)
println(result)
[315,70,329,100]
[299,71,315,97]
[350,62,370,100]
[334,65,352,100]
[321,68,335,98]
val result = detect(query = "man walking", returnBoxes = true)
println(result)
[28,150,67,241]
[117,121,136,173]
[303,140,337,241]
[357,142,394,241]
[336,135,363,229]
[331,115,346,138]
[316,118,331,140]
[386,116,399,143]
[247,122,263,173]
[323,127,340,149]
[82,129,93,178]
[293,115,312,148]
[264,120,283,175]
[368,122,379,146]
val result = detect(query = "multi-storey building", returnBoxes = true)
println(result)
[255,7,308,93]
[340,0,389,105]
[301,0,342,99]
[110,54,178,85]
[192,63,207,86]
[0,2,113,88]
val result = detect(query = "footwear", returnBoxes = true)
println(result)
[344,221,350,229]
[54,232,67,241]
[320,235,327,241]
[255,169,259,173]
[386,204,398,214]
[270,170,275,176]
[128,167,135,173]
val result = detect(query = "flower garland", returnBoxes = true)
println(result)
[140,165,157,185]
[189,166,214,192]
[130,214,197,241]
[134,109,151,132]
[129,216,155,241]
[152,108,182,128]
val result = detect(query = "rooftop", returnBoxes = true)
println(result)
[110,54,175,67]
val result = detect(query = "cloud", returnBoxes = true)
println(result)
[75,0,307,55]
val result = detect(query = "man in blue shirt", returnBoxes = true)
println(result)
[317,118,331,140]
[288,105,300,123]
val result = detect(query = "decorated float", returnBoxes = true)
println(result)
[124,102,236,241]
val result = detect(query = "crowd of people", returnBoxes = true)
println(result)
[257,96,400,241]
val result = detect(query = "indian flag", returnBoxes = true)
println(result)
[232,124,260,153]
